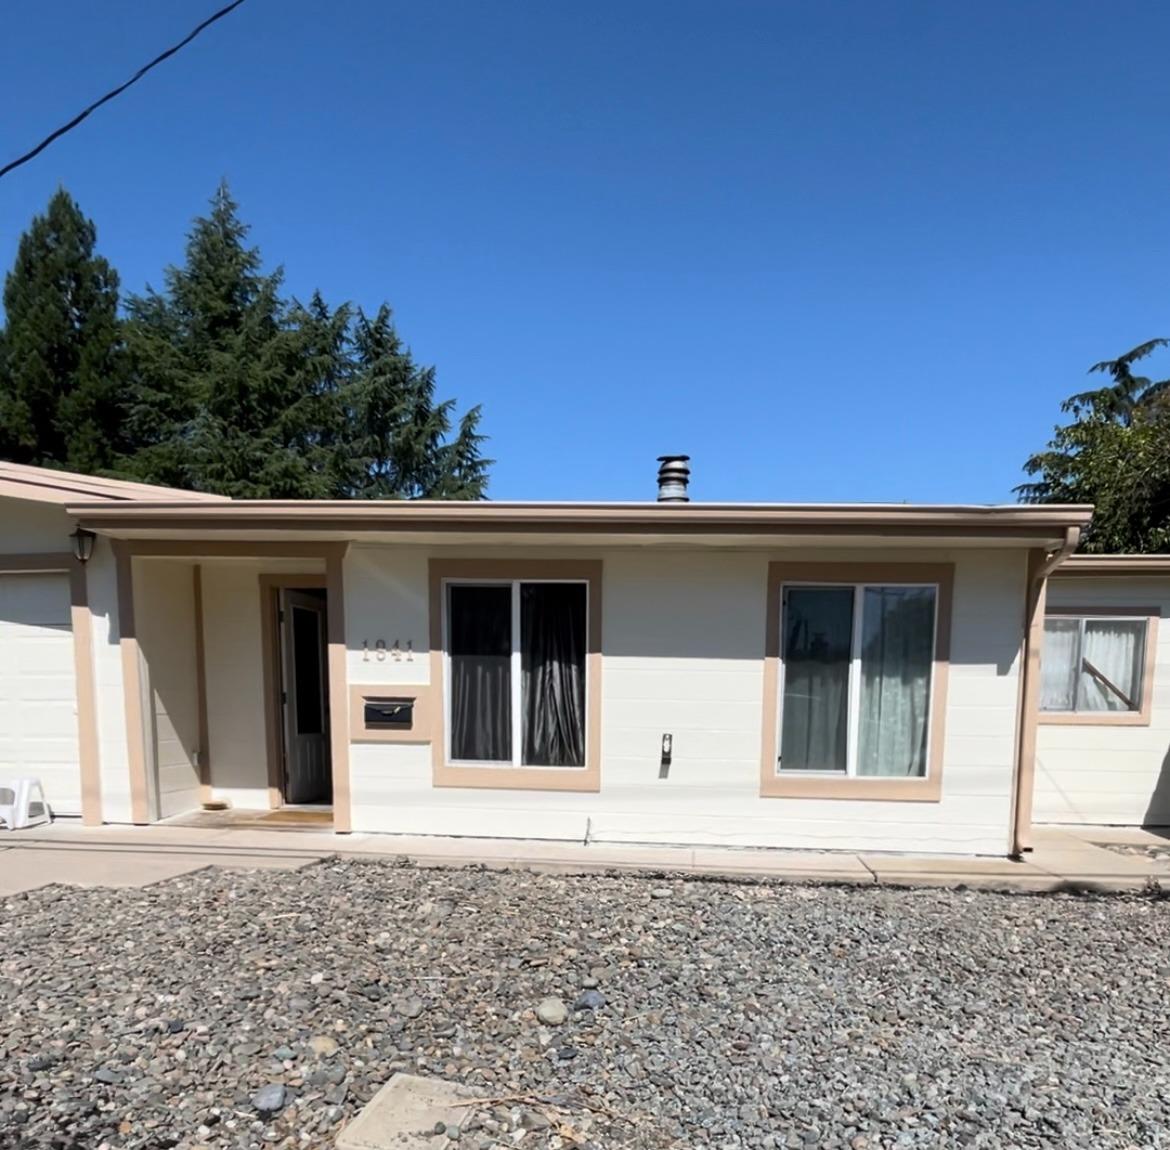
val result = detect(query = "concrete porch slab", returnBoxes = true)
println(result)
[336,1073,477,1150]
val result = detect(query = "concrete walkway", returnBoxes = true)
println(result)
[1,820,1168,895]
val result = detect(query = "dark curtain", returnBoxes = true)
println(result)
[522,583,586,766]
[449,584,512,761]
[780,586,853,772]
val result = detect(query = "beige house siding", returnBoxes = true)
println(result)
[199,559,327,809]
[135,561,201,819]
[347,544,1027,855]
[1035,577,1170,826]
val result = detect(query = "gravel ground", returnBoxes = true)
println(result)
[2,859,1169,1150]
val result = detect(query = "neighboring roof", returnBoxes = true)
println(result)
[66,497,1094,545]
[0,461,227,506]
[1055,554,1170,576]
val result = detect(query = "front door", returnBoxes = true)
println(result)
[279,589,332,804]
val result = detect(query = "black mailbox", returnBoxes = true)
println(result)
[364,697,414,729]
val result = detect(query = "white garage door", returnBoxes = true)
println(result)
[0,573,81,816]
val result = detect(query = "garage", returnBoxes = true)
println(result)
[0,572,81,817]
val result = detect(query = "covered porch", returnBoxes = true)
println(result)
[113,540,350,830]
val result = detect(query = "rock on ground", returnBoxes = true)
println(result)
[0,858,1168,1148]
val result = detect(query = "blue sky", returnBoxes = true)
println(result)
[1,2,1167,503]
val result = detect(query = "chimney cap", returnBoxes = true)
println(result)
[656,454,691,503]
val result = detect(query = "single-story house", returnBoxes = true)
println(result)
[3,456,1164,857]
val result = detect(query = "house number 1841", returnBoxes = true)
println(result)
[361,639,413,662]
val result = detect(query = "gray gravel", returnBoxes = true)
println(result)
[1,859,1169,1149]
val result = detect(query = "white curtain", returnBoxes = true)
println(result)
[857,587,935,777]
[1040,618,1079,711]
[1078,620,1144,712]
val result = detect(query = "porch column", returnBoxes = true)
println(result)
[113,541,152,824]
[68,558,103,826]
[326,543,352,832]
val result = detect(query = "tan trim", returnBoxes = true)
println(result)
[69,500,1094,541]
[759,562,953,802]
[1037,606,1159,727]
[192,566,212,803]
[115,540,340,559]
[1011,550,1048,855]
[326,546,351,831]
[349,684,433,743]
[428,559,603,792]
[0,552,74,573]
[1056,554,1170,576]
[258,573,328,811]
[113,541,151,824]
[68,559,103,827]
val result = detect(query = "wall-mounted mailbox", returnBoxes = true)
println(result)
[364,697,414,729]
[350,685,430,744]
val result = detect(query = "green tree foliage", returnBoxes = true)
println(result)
[120,183,489,498]
[1019,340,1170,552]
[1,184,490,499]
[0,189,126,473]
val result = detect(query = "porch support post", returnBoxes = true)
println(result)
[326,543,352,832]
[67,558,103,826]
[1011,547,1049,856]
[113,541,151,824]
[193,565,213,805]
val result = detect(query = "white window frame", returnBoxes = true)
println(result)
[442,577,591,770]
[776,580,940,778]
[1040,613,1149,714]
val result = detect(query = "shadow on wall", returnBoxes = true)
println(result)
[1143,748,1170,830]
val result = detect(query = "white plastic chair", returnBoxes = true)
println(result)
[0,778,51,830]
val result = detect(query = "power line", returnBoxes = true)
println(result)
[0,0,248,182]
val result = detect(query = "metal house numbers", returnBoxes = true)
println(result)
[361,638,414,663]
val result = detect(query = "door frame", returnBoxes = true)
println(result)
[259,573,328,809]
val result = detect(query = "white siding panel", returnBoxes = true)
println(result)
[0,571,80,815]
[1035,577,1170,826]
[347,545,1028,855]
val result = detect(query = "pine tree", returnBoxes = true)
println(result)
[122,181,293,493]
[338,305,489,499]
[123,183,490,499]
[0,189,125,472]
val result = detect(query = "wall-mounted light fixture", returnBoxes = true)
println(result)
[659,732,673,778]
[70,526,96,564]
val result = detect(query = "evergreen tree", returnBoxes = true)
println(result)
[339,305,489,499]
[0,189,125,473]
[1019,339,1170,552]
[122,183,490,498]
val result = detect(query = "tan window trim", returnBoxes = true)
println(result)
[760,562,953,802]
[1039,606,1158,727]
[428,559,602,792]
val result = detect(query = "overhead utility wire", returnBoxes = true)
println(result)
[0,0,248,181]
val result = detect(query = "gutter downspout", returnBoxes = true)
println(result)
[1011,525,1081,857]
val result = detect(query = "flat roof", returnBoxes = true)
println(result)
[1054,554,1170,576]
[66,498,1093,544]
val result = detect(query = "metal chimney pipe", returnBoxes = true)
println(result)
[656,455,691,502]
